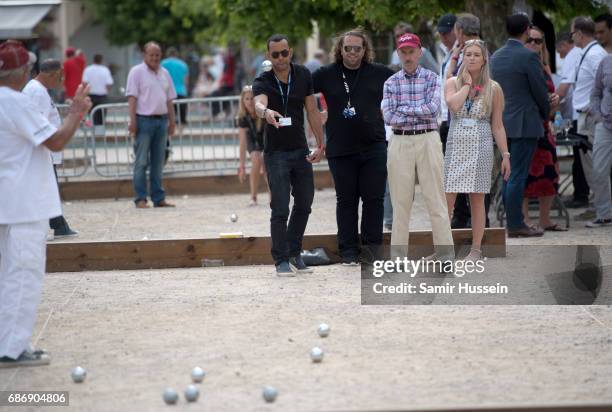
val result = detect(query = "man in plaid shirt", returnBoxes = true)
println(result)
[382,33,454,260]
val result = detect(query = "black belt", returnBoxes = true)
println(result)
[137,114,167,119]
[576,109,587,113]
[393,128,437,135]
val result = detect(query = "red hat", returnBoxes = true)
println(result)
[397,33,421,49]
[0,40,36,71]
[65,47,75,57]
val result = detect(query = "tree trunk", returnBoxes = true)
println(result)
[465,0,514,52]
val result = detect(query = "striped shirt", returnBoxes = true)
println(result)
[381,66,440,131]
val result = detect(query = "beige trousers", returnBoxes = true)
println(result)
[387,131,454,258]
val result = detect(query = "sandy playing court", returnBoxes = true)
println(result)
[1,189,611,411]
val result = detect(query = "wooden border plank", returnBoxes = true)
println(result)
[59,170,334,200]
[46,228,505,273]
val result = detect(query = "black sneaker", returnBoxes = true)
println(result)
[0,349,51,369]
[586,218,612,228]
[341,256,360,266]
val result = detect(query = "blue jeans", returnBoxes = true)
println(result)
[503,138,538,230]
[328,147,387,259]
[264,148,314,265]
[133,115,168,205]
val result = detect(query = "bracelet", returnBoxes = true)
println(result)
[502,151,511,158]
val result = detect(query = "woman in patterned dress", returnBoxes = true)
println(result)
[522,27,566,231]
[444,40,511,260]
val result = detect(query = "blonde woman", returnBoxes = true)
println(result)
[444,39,511,260]
[236,85,267,206]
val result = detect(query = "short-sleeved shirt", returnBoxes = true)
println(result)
[125,63,177,116]
[0,86,60,224]
[63,57,84,98]
[558,46,581,120]
[572,41,607,114]
[161,57,189,96]
[83,64,114,95]
[237,115,264,152]
[313,62,394,157]
[22,79,63,165]
[252,63,313,152]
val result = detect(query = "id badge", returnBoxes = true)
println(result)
[461,118,477,128]
[279,117,292,127]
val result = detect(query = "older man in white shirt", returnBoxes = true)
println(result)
[23,59,79,239]
[0,40,90,368]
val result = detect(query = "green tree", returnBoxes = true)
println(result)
[86,0,213,48]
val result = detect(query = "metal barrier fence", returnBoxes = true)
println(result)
[89,96,241,178]
[55,104,92,178]
[57,96,327,179]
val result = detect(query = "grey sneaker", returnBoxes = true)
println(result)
[289,256,313,273]
[275,261,296,277]
[586,218,612,228]
[0,349,51,369]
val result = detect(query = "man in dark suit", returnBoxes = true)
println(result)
[491,13,550,238]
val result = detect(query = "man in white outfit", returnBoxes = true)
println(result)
[0,40,91,368]
[23,59,78,238]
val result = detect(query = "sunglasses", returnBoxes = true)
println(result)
[464,39,486,46]
[527,37,544,45]
[343,45,363,53]
[270,49,290,59]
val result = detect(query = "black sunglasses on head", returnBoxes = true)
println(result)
[527,37,543,45]
[343,45,363,53]
[270,49,290,59]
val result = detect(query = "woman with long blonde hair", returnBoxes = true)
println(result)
[444,39,511,260]
[237,85,267,206]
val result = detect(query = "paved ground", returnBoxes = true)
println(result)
[51,187,611,246]
[1,189,611,411]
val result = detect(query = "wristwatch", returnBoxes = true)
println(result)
[261,108,268,119]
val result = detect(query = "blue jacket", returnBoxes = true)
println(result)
[490,39,550,138]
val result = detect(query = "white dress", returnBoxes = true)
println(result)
[444,96,494,193]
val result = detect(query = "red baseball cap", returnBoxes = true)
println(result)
[397,33,422,49]
[0,40,36,70]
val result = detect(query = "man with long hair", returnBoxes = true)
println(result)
[312,28,394,265]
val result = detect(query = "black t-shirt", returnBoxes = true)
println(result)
[252,63,313,153]
[237,115,264,151]
[313,62,394,157]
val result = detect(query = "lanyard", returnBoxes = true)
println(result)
[341,66,362,108]
[575,42,598,82]
[465,89,480,115]
[273,72,291,117]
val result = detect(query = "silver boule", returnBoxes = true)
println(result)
[261,60,273,72]
[262,386,278,402]
[310,346,324,363]
[71,366,87,383]
[191,366,206,383]
[184,384,199,402]
[317,323,330,338]
[162,388,179,405]
[230,213,238,222]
